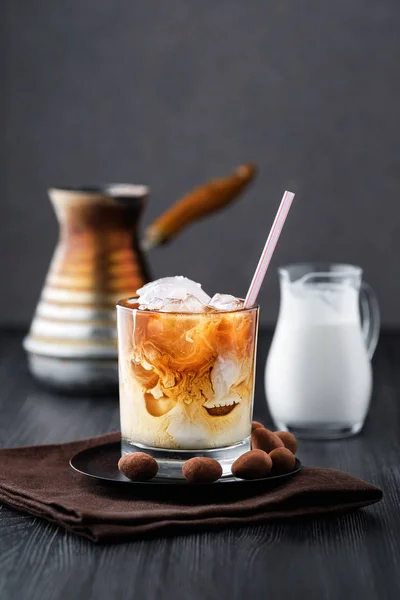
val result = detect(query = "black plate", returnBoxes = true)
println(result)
[70,442,302,486]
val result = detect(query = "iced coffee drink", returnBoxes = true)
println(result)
[117,277,258,477]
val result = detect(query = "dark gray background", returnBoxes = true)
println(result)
[1,0,399,328]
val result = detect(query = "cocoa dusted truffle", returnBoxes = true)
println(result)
[251,421,265,432]
[275,431,298,454]
[251,428,284,453]
[182,457,223,483]
[269,447,296,473]
[118,452,158,481]
[232,449,273,480]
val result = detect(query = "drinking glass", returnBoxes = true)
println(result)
[117,299,259,477]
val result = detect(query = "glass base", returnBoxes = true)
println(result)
[274,420,364,440]
[121,437,251,479]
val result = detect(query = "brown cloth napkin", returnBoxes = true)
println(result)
[0,432,382,544]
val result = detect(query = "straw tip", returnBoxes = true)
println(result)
[243,189,296,307]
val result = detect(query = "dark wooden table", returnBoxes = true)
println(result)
[0,329,399,600]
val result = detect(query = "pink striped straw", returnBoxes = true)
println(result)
[244,190,295,307]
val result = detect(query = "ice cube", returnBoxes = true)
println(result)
[159,294,206,313]
[138,297,164,310]
[137,276,211,308]
[179,294,207,313]
[209,356,241,401]
[208,293,244,311]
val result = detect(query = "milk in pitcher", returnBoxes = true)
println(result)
[265,264,379,439]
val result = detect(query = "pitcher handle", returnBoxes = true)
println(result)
[360,282,380,359]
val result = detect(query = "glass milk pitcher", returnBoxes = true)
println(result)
[265,263,380,439]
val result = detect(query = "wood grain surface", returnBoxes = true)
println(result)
[0,330,399,600]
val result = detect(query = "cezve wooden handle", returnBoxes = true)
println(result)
[143,163,257,250]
